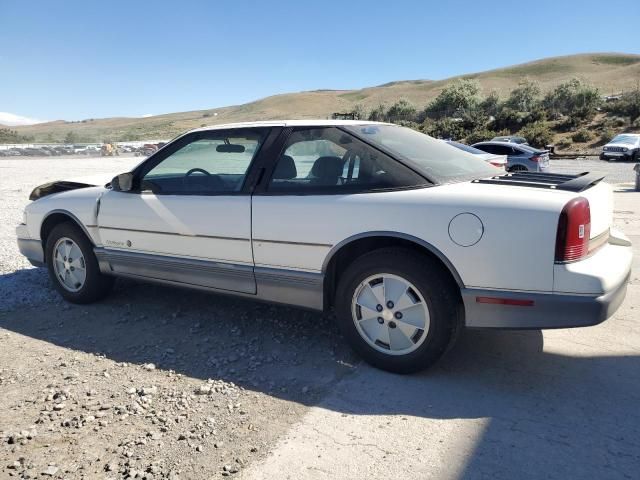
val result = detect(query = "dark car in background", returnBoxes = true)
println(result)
[472,141,550,172]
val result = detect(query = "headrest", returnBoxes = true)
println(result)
[310,156,343,179]
[273,155,297,179]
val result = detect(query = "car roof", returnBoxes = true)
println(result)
[190,119,393,133]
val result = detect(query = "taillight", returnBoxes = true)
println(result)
[489,161,505,169]
[530,155,540,163]
[555,197,591,263]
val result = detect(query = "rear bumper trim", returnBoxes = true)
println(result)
[462,274,630,329]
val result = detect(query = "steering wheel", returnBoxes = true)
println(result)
[182,167,225,190]
[185,167,211,177]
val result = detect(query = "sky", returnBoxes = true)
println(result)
[1,0,638,123]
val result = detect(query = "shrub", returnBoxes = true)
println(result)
[465,128,497,145]
[423,118,465,140]
[600,127,615,144]
[603,89,640,122]
[571,129,592,143]
[368,104,387,122]
[424,79,481,120]
[543,78,600,124]
[386,100,417,123]
[518,121,553,148]
[556,139,572,150]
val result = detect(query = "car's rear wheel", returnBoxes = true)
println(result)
[335,248,460,374]
[46,222,114,303]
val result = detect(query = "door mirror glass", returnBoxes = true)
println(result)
[112,172,133,192]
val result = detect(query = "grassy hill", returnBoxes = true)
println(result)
[13,52,640,143]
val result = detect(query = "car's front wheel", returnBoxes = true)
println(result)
[46,222,114,304]
[335,248,460,374]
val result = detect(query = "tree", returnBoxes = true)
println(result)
[505,80,541,112]
[386,100,417,123]
[518,121,553,148]
[368,104,387,122]
[424,79,481,119]
[603,88,640,123]
[543,78,600,124]
[64,131,77,144]
[479,91,501,117]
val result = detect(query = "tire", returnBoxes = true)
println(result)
[45,222,114,304]
[334,248,461,374]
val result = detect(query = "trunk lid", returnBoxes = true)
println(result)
[471,171,611,238]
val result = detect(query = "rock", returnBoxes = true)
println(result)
[42,465,59,476]
[143,363,156,371]
[53,403,66,411]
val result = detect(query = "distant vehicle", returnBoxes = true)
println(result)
[600,133,640,162]
[472,141,550,172]
[444,141,507,170]
[491,135,529,145]
[17,120,632,373]
[72,145,88,154]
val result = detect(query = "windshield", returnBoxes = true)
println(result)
[345,124,499,183]
[611,135,638,144]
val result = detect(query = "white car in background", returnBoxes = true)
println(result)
[444,140,507,170]
[600,133,640,162]
[16,121,633,373]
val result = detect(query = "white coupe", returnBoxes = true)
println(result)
[17,121,633,373]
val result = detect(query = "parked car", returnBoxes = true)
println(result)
[491,135,528,145]
[17,120,632,373]
[600,133,640,162]
[72,145,89,155]
[444,141,507,170]
[472,141,550,172]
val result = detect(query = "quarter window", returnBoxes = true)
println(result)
[267,127,425,193]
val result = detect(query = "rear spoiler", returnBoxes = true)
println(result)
[473,171,605,192]
[29,180,96,201]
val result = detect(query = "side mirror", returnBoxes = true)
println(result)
[111,172,134,192]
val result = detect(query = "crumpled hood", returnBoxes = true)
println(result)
[29,173,115,201]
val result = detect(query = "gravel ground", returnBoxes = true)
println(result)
[0,155,638,479]
[0,155,356,479]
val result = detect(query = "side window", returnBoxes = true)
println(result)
[510,147,524,155]
[267,127,424,193]
[140,130,265,194]
[475,144,496,154]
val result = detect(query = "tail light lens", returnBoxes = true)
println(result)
[555,197,591,263]
[489,161,506,169]
[530,155,541,163]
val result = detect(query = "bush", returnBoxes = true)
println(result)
[424,79,480,120]
[386,100,417,123]
[368,104,387,122]
[602,89,640,122]
[556,139,572,150]
[518,122,553,148]
[465,128,497,145]
[423,118,465,140]
[543,78,601,124]
[571,129,592,143]
[600,127,615,144]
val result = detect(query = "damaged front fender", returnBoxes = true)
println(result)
[29,181,96,201]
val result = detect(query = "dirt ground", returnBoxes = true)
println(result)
[1,156,638,479]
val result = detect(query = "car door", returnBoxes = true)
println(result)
[250,126,427,308]
[97,128,271,294]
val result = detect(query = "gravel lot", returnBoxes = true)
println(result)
[0,155,638,479]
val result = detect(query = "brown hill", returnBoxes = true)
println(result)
[13,52,640,142]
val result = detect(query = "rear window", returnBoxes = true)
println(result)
[345,125,498,183]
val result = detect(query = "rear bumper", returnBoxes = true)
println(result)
[463,275,629,329]
[464,235,632,329]
[17,225,45,267]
